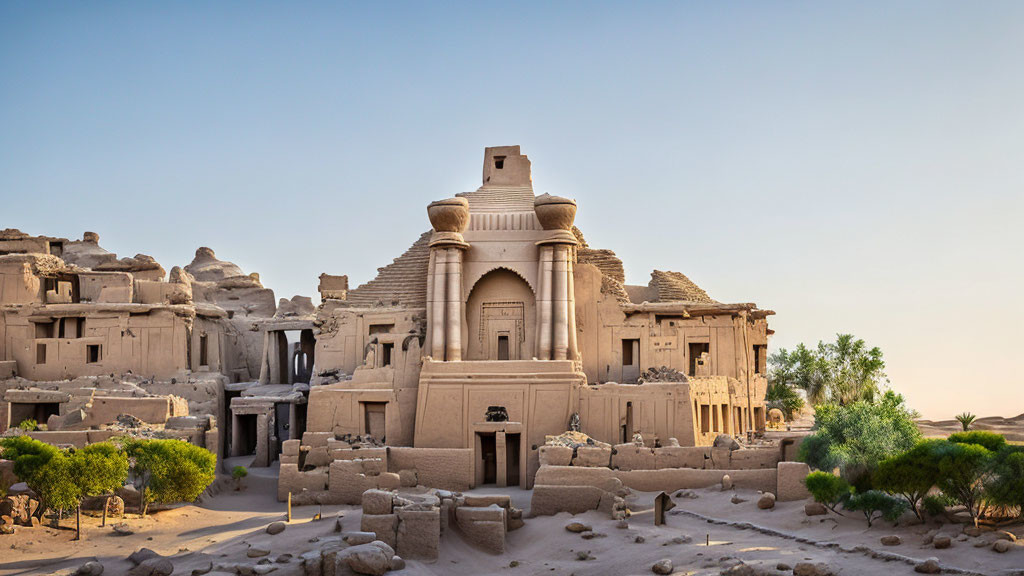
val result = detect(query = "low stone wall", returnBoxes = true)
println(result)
[538,443,781,471]
[387,447,473,491]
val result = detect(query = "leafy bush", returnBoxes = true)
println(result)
[122,439,216,515]
[873,440,943,519]
[955,412,976,431]
[922,493,954,517]
[765,382,805,420]
[0,435,59,497]
[931,440,993,525]
[232,465,248,491]
[844,490,909,527]
[16,419,38,431]
[948,431,1006,453]
[71,442,129,527]
[798,391,921,489]
[804,471,851,513]
[984,445,1024,511]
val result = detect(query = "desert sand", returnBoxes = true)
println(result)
[3,457,1021,576]
[916,413,1024,444]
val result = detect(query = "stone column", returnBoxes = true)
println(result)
[424,249,436,356]
[258,330,270,385]
[536,245,554,360]
[267,331,280,385]
[430,249,448,359]
[552,245,569,360]
[566,251,579,361]
[496,431,507,487]
[445,248,463,361]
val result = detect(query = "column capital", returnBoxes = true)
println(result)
[535,229,578,246]
[429,231,470,249]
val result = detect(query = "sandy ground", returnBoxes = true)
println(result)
[3,459,1022,576]
[916,413,1024,443]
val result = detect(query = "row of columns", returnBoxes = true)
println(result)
[535,242,579,361]
[425,245,467,361]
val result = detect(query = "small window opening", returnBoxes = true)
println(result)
[688,342,710,376]
[700,404,711,434]
[36,344,47,364]
[753,344,768,374]
[199,334,209,367]
[57,318,66,339]
[381,342,394,367]
[76,319,84,338]
[35,321,55,339]
[497,335,510,361]
[494,156,506,169]
[87,344,101,364]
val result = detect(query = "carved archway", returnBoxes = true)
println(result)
[465,268,536,361]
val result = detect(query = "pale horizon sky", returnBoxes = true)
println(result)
[2,2,1021,420]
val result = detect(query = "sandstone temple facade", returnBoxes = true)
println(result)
[0,146,773,492]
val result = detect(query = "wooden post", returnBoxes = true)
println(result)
[101,495,109,527]
[287,492,292,522]
[74,505,81,541]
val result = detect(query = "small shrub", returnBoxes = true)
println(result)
[932,440,993,525]
[232,465,248,491]
[845,490,909,527]
[948,431,1006,453]
[922,493,953,517]
[16,419,38,431]
[955,412,976,431]
[122,438,216,516]
[804,471,851,513]
[873,440,943,520]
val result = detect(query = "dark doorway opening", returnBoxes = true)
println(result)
[235,414,258,456]
[10,402,60,428]
[620,401,634,444]
[479,432,497,484]
[688,342,710,376]
[506,433,521,486]
[497,335,510,361]
[363,402,387,441]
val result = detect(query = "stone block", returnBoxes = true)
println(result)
[396,507,440,559]
[611,444,656,471]
[376,472,401,490]
[398,469,417,487]
[282,439,301,456]
[302,432,334,448]
[359,514,398,549]
[362,489,394,515]
[776,461,812,502]
[538,445,573,467]
[306,446,332,468]
[654,447,707,469]
[573,446,612,467]
[529,485,604,516]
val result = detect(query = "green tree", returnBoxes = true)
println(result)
[873,440,943,520]
[769,334,887,406]
[765,382,804,420]
[844,490,908,527]
[931,440,992,526]
[71,442,129,530]
[955,412,976,431]
[232,465,248,491]
[123,439,216,516]
[803,471,851,514]
[984,445,1024,512]
[798,391,920,489]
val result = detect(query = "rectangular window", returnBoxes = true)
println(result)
[87,344,101,364]
[199,335,209,367]
[36,343,47,364]
[381,342,394,367]
[496,335,509,361]
[494,156,506,169]
[76,319,84,339]
[753,345,768,374]
[712,404,720,432]
[700,404,710,434]
[688,342,710,376]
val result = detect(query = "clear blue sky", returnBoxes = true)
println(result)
[2,2,1022,419]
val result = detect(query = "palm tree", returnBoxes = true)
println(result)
[955,412,976,431]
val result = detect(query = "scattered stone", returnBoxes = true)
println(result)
[275,554,292,564]
[342,542,394,576]
[343,531,377,545]
[914,557,942,574]
[933,536,952,549]
[634,535,646,543]
[804,503,827,516]
[391,555,406,570]
[992,540,1012,553]
[75,561,105,576]
[509,560,519,568]
[730,494,748,505]
[565,522,592,533]
[652,559,673,574]
[247,548,270,558]
[575,551,594,561]
[881,535,902,546]
[777,563,792,571]
[793,562,833,576]
[265,521,286,535]
[963,526,982,537]
[757,493,776,510]
[721,474,734,491]
[112,522,134,536]
[722,564,758,576]
[664,536,691,545]
[128,548,161,566]
[713,434,740,450]
[190,562,213,575]
[581,531,606,540]
[128,558,173,576]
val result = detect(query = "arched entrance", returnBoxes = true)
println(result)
[465,268,536,361]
